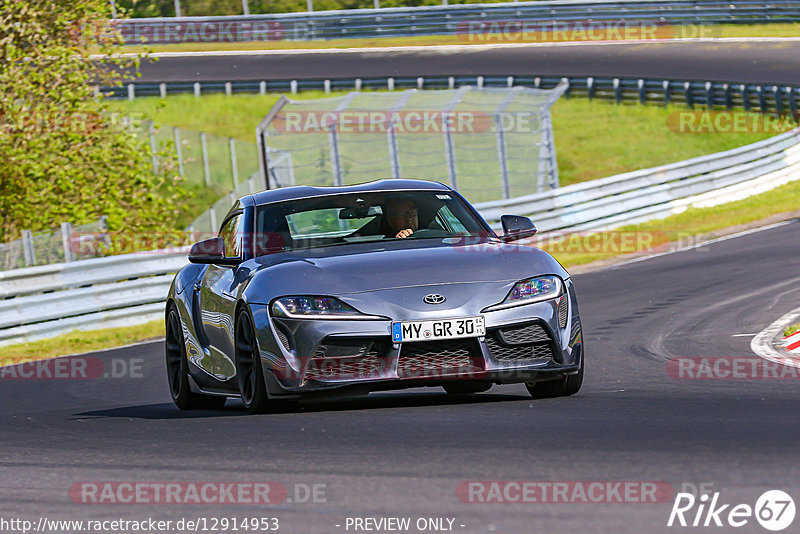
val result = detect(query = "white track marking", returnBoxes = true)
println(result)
[100,37,800,59]
[751,307,800,368]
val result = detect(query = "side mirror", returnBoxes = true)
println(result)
[500,215,537,242]
[188,237,241,265]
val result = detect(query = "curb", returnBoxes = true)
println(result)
[751,307,800,367]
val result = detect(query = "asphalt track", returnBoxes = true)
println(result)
[135,41,800,85]
[2,220,800,533]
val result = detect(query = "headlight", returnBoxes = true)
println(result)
[271,296,383,320]
[484,276,564,311]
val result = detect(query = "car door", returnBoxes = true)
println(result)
[198,211,246,381]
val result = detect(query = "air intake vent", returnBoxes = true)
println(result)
[557,295,569,329]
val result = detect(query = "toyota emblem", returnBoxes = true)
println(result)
[423,294,446,305]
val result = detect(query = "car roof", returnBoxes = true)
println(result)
[247,179,452,206]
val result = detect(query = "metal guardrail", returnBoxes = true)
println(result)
[107,76,800,115]
[2,127,798,346]
[117,0,800,43]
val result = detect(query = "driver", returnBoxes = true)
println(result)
[384,198,418,239]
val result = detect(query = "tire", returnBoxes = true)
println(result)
[525,345,584,399]
[443,382,492,395]
[165,305,227,410]
[235,309,272,414]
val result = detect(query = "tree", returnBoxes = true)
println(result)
[0,0,189,249]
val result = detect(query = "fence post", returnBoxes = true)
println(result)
[638,79,646,104]
[229,137,240,188]
[209,208,217,233]
[723,83,732,109]
[193,82,201,97]
[757,85,766,112]
[174,0,181,17]
[21,230,35,267]
[242,0,250,15]
[260,81,267,95]
[374,0,380,8]
[741,85,750,111]
[788,87,797,116]
[307,0,313,11]
[774,86,783,115]
[173,127,185,177]
[705,81,713,108]
[442,86,470,190]
[159,83,167,98]
[200,132,211,186]
[328,124,343,186]
[613,78,621,104]
[494,115,510,199]
[60,223,74,263]
[587,77,595,101]
[127,83,135,101]
[149,121,158,174]
[684,81,693,109]
[663,80,670,106]
[110,0,117,18]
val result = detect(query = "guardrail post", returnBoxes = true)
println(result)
[774,86,783,115]
[494,114,511,199]
[638,79,645,104]
[723,83,732,109]
[613,78,621,104]
[788,87,797,116]
[200,132,211,186]
[21,230,35,267]
[127,83,135,101]
[417,77,424,90]
[229,137,240,188]
[355,78,362,91]
[663,80,670,106]
[225,82,233,96]
[741,85,750,111]
[290,80,298,94]
[149,121,158,174]
[173,126,184,177]
[587,77,594,101]
[387,77,395,91]
[328,123,343,186]
[60,223,74,263]
[448,77,455,90]
[260,81,267,95]
[477,76,484,89]
[193,82,201,97]
[324,79,331,94]
[159,83,167,98]
[684,81,693,109]
[534,77,540,89]
[705,82,713,108]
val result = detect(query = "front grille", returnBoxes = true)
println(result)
[397,339,484,378]
[557,295,569,328]
[305,338,390,382]
[498,323,550,345]
[488,322,558,364]
[274,325,292,352]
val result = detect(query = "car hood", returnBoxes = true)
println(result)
[244,239,568,306]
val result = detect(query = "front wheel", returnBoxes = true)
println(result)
[235,309,271,413]
[165,305,227,410]
[525,346,583,399]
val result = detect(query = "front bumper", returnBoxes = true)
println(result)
[250,281,582,397]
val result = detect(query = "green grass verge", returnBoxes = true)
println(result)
[107,94,773,190]
[0,321,164,366]
[122,23,800,53]
[786,324,800,337]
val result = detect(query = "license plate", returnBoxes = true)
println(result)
[391,316,485,343]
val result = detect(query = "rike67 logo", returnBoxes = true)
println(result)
[668,490,795,531]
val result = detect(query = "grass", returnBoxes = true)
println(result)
[0,321,165,367]
[119,23,800,54]
[786,324,800,337]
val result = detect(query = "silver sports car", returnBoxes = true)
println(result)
[166,179,583,412]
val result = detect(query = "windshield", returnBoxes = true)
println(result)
[254,190,492,255]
